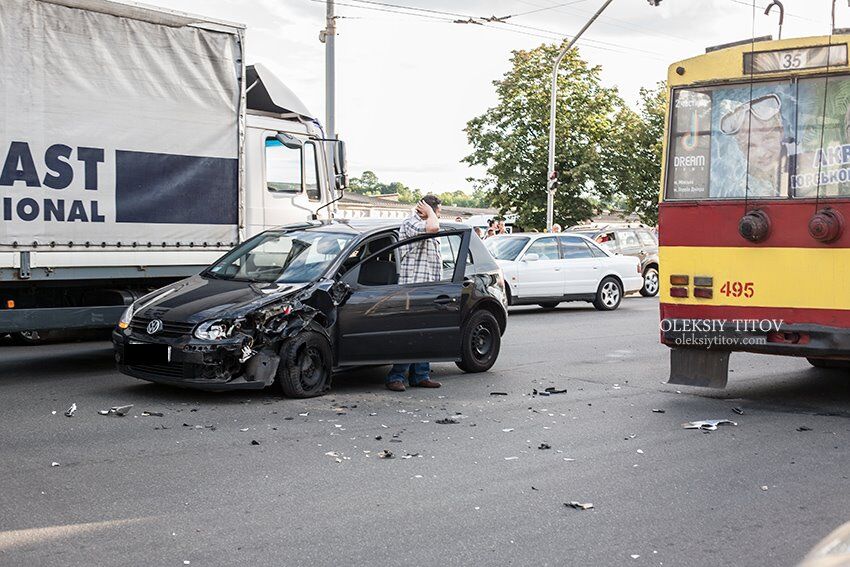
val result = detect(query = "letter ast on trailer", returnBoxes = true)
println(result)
[0,0,348,338]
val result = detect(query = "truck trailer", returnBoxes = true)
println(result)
[0,0,347,339]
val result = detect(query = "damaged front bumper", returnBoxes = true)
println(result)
[112,329,280,391]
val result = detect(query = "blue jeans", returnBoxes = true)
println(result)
[386,362,431,385]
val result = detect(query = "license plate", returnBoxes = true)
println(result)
[125,343,171,364]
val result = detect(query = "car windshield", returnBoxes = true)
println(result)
[204,230,354,283]
[485,236,529,261]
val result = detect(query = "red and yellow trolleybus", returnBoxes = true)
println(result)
[660,33,850,387]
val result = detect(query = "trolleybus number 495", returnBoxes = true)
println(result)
[720,281,755,298]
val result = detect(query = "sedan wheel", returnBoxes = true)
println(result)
[277,331,333,398]
[640,267,659,297]
[456,310,501,373]
[593,277,623,311]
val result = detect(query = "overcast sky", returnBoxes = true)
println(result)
[144,0,844,193]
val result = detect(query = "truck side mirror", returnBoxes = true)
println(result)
[276,132,303,149]
[334,140,349,191]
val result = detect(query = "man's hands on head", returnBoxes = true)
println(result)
[416,200,440,233]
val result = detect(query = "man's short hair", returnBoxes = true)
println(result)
[422,194,441,209]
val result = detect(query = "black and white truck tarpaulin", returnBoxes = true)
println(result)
[0,0,241,247]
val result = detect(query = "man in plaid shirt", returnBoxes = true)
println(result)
[386,195,444,391]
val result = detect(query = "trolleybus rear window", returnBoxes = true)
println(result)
[666,75,850,200]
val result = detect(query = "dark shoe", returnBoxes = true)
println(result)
[412,379,441,388]
[386,381,406,392]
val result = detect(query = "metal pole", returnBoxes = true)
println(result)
[325,0,336,140]
[546,0,614,232]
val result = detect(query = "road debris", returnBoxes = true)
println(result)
[64,403,77,417]
[761,485,769,491]
[401,453,420,459]
[651,409,665,414]
[251,440,260,445]
[375,435,383,440]
[532,387,567,396]
[682,419,737,431]
[141,411,163,417]
[565,501,594,510]
[538,443,551,450]
[435,417,459,425]
[490,392,508,396]
[630,555,640,559]
[504,456,519,461]
[502,428,514,433]
[51,462,60,467]
[797,426,813,432]
[732,407,745,415]
[378,450,394,459]
[98,404,133,417]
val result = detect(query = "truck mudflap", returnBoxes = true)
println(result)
[668,348,730,389]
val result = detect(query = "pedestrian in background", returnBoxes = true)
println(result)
[386,195,444,392]
[552,223,562,233]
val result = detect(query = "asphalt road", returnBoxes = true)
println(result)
[1,297,848,567]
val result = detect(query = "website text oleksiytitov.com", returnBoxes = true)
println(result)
[660,319,784,347]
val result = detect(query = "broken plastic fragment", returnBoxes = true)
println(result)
[538,443,551,450]
[239,345,257,363]
[435,417,458,425]
[490,392,508,396]
[141,411,163,417]
[545,387,567,394]
[565,501,593,510]
[51,462,60,467]
[651,409,665,414]
[378,450,394,459]
[797,426,812,432]
[98,404,133,417]
[64,403,77,417]
[501,428,514,433]
[504,456,519,460]
[682,419,737,431]
[732,407,744,415]
[251,440,260,445]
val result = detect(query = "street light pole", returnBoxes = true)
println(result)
[545,0,613,233]
[324,0,336,140]
[545,0,661,232]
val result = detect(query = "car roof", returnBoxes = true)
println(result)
[488,232,594,241]
[269,219,470,237]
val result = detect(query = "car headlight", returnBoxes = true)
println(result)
[194,320,232,341]
[118,304,134,329]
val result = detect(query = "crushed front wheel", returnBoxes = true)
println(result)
[276,331,333,398]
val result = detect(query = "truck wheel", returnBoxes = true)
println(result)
[456,310,501,373]
[276,331,333,398]
[640,267,659,297]
[807,357,850,369]
[593,277,622,311]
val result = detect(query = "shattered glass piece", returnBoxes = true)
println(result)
[99,404,134,417]
[651,409,665,414]
[141,411,163,417]
[64,403,77,417]
[682,419,737,431]
[501,428,514,432]
[435,418,458,425]
[504,456,519,460]
[538,443,551,450]
[565,501,594,510]
[490,392,508,396]
[732,407,745,415]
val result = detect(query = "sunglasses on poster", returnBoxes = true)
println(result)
[719,94,783,135]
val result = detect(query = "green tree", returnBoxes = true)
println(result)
[601,82,667,225]
[349,170,381,195]
[464,42,622,229]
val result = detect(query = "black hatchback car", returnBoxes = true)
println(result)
[113,220,508,397]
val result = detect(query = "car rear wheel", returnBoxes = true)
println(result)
[276,331,333,398]
[640,267,659,297]
[456,310,501,373]
[807,357,850,369]
[593,277,623,311]
[538,302,559,310]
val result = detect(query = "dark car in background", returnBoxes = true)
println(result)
[112,221,507,397]
[568,225,659,297]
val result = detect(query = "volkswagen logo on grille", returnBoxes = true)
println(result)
[146,319,164,335]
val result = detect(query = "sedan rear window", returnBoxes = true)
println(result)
[485,236,529,261]
[205,230,354,283]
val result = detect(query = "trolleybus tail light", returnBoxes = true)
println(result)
[670,275,689,285]
[693,287,713,299]
[670,287,688,298]
[693,276,713,287]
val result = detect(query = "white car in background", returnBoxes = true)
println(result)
[484,233,642,311]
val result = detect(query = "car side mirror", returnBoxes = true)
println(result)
[523,253,539,262]
[331,280,351,304]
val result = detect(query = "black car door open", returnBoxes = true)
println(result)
[335,230,470,366]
